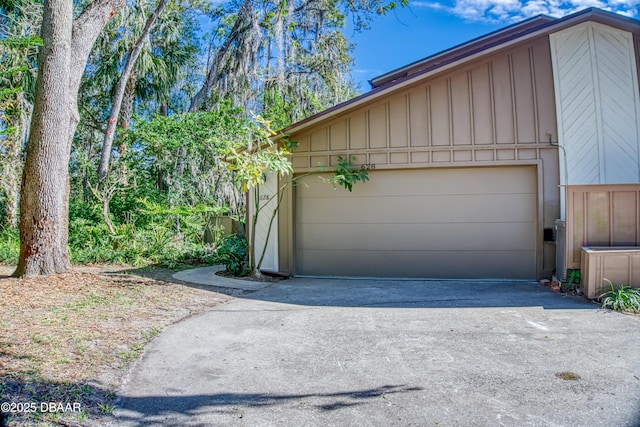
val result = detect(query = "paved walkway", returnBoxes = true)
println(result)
[172,265,274,291]
[115,269,640,426]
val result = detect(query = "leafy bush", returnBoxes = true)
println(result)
[562,269,581,291]
[599,279,640,313]
[217,235,247,276]
[0,197,226,269]
[0,227,19,264]
[0,218,219,268]
[65,197,226,267]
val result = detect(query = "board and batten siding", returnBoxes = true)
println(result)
[290,38,558,171]
[550,21,640,195]
[278,37,562,278]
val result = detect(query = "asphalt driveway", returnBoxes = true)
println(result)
[115,277,640,426]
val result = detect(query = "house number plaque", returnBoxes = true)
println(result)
[360,164,376,170]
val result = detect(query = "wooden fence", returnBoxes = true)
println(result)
[565,184,640,270]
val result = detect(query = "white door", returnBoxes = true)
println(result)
[254,171,279,272]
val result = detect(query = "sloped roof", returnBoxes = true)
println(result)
[369,14,555,89]
[278,7,640,138]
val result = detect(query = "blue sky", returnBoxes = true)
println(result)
[350,0,640,90]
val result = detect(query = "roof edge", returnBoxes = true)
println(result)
[275,7,640,140]
[369,13,556,88]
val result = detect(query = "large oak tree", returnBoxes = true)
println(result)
[14,0,124,277]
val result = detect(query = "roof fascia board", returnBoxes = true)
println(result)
[369,15,555,88]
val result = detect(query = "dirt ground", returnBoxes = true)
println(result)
[0,264,232,426]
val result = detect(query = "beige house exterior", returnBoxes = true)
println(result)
[251,8,640,281]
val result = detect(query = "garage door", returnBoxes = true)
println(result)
[295,166,537,279]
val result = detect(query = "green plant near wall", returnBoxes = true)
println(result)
[322,156,370,192]
[563,269,581,291]
[599,279,640,313]
[0,227,19,263]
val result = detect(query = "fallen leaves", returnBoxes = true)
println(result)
[0,264,230,426]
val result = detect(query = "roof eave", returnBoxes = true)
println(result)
[369,14,556,88]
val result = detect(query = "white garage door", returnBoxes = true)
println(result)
[295,166,537,279]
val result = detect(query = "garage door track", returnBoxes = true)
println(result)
[115,278,640,426]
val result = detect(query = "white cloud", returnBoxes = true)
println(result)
[411,0,639,22]
[353,68,385,75]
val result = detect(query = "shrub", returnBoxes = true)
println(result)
[217,235,247,276]
[0,227,19,264]
[66,198,223,267]
[599,279,640,313]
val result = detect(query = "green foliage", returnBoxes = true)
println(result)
[261,89,293,130]
[65,104,260,269]
[217,235,247,276]
[375,0,409,15]
[137,198,228,245]
[128,105,250,153]
[0,35,42,49]
[221,114,293,192]
[0,227,19,264]
[568,269,581,284]
[563,269,581,291]
[0,7,40,228]
[223,145,293,192]
[124,105,253,210]
[599,279,640,313]
[0,0,402,268]
[84,0,202,117]
[323,156,369,192]
[65,198,223,268]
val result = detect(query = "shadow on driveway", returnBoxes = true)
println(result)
[114,275,640,427]
[120,265,598,310]
[242,277,599,310]
[117,385,422,425]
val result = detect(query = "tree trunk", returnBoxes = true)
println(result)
[102,196,115,234]
[14,0,124,277]
[119,71,136,132]
[117,74,135,155]
[14,0,74,277]
[98,0,169,180]
[5,170,20,229]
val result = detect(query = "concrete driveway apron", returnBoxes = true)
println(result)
[115,277,640,426]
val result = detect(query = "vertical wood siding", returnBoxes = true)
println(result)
[565,184,640,269]
[289,37,557,171]
[550,22,640,186]
[253,171,279,271]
